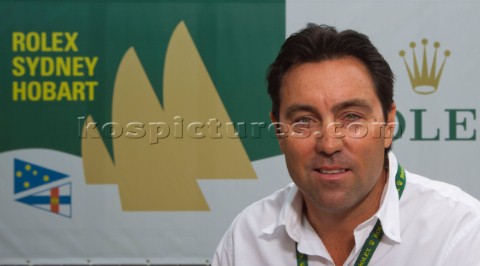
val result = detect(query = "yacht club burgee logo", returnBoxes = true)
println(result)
[14,159,72,218]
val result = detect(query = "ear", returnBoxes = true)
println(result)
[270,112,278,123]
[384,102,397,149]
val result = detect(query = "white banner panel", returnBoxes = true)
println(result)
[0,149,291,264]
[287,0,480,199]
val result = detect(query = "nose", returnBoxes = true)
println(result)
[316,122,344,155]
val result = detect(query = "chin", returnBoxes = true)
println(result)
[311,193,355,213]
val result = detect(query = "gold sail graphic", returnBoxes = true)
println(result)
[81,21,257,211]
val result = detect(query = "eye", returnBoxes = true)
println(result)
[293,116,314,128]
[297,117,312,123]
[344,113,361,121]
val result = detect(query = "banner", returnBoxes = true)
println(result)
[2,0,480,264]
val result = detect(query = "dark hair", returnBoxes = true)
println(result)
[267,24,394,122]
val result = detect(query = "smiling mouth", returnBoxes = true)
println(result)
[318,169,347,174]
[315,168,350,176]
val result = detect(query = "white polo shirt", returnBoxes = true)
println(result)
[212,153,480,266]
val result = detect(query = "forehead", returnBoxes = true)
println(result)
[279,57,378,111]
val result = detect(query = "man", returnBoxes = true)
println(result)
[212,24,480,265]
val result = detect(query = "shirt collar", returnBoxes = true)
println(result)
[261,152,403,244]
[261,183,303,241]
[374,151,402,243]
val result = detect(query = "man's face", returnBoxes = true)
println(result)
[273,56,396,214]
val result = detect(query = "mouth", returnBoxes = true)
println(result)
[313,167,351,180]
[317,168,347,174]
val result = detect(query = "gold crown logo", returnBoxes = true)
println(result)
[399,39,450,94]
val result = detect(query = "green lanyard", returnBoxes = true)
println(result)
[296,164,406,266]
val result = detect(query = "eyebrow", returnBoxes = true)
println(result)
[284,98,373,119]
[284,104,318,120]
[331,98,373,114]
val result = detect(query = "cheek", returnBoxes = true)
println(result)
[278,138,287,154]
[346,131,386,166]
[352,138,386,178]
[280,138,301,158]
[284,134,316,150]
[363,123,393,147]
[280,138,314,167]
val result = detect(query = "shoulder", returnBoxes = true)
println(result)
[398,170,480,263]
[406,172,480,264]
[402,170,480,245]
[405,170,480,214]
[229,183,298,233]
[390,152,479,213]
[212,183,298,266]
